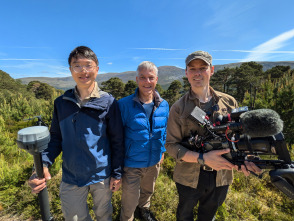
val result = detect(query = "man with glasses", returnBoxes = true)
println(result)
[166,51,261,221]
[118,61,169,221]
[28,46,124,221]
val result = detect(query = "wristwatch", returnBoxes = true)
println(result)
[197,152,205,165]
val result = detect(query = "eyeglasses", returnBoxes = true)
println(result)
[71,65,97,73]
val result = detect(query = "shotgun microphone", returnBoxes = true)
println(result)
[240,109,283,137]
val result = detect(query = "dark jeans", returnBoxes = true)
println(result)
[176,169,229,221]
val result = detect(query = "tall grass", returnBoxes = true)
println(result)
[0,112,293,221]
[1,153,294,220]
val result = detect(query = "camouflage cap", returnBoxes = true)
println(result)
[185,51,212,66]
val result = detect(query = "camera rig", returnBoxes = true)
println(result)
[181,106,294,199]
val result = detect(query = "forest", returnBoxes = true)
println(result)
[0,61,294,220]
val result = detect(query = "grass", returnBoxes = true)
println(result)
[0,144,294,220]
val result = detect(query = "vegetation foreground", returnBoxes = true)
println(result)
[1,62,294,220]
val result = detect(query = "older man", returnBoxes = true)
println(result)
[118,61,169,221]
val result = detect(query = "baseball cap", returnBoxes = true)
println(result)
[185,51,212,66]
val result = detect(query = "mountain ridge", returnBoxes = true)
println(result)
[17,61,294,91]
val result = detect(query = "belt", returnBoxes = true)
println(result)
[201,165,214,171]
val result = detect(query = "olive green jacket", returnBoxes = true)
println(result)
[165,87,238,188]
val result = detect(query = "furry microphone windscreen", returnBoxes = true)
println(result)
[240,109,284,137]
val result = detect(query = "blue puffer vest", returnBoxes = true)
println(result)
[118,89,169,168]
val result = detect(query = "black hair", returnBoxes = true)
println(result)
[68,46,99,66]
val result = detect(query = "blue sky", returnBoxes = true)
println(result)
[1,0,294,79]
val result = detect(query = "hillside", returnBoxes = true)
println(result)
[0,70,28,92]
[1,65,294,220]
[18,66,184,91]
[18,61,294,91]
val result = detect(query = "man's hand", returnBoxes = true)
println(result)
[182,149,237,171]
[160,153,165,164]
[110,177,121,192]
[28,167,51,194]
[203,149,237,171]
[240,161,263,177]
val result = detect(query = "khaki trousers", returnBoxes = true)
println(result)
[120,163,160,221]
[59,178,113,221]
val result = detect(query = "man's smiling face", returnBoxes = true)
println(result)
[69,56,99,90]
[136,68,158,97]
[185,59,214,89]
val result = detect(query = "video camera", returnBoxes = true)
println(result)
[182,106,294,199]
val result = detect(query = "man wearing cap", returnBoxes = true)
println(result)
[165,51,261,221]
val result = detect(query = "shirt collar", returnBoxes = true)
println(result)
[74,82,100,100]
[189,86,219,104]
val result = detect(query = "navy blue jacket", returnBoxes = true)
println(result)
[42,89,124,187]
[118,89,169,168]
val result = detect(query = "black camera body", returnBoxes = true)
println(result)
[182,106,294,199]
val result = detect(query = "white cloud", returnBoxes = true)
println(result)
[1,62,45,69]
[213,49,294,54]
[174,65,185,69]
[98,71,107,74]
[47,65,68,71]
[0,46,50,49]
[132,56,141,61]
[1,62,67,70]
[107,62,113,65]
[156,57,243,61]
[55,72,71,77]
[214,58,242,61]
[242,29,294,61]
[0,58,60,61]
[130,48,186,51]
[156,57,183,60]
[205,2,255,36]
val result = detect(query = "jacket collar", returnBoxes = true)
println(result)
[188,86,220,105]
[74,82,101,100]
[132,88,163,107]
[63,85,109,111]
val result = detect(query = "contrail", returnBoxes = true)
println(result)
[242,28,294,61]
[130,48,186,51]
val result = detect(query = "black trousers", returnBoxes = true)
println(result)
[176,169,229,221]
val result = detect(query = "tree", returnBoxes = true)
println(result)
[182,77,190,94]
[27,81,54,100]
[162,80,182,106]
[155,83,164,95]
[264,65,291,80]
[0,70,30,96]
[242,72,294,145]
[210,67,235,93]
[274,73,294,145]
[101,77,125,100]
[227,62,264,102]
[123,80,137,97]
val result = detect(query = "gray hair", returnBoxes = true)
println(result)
[136,61,158,76]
